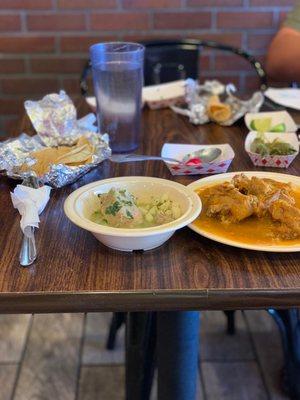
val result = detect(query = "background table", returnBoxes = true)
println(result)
[1,106,300,399]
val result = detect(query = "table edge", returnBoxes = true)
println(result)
[0,288,300,313]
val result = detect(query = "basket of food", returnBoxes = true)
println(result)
[161,143,235,175]
[244,110,298,133]
[244,111,299,168]
[245,131,299,168]
[0,91,111,188]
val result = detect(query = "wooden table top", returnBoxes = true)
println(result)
[1,105,300,314]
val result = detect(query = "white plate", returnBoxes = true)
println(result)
[188,171,300,252]
[265,88,300,111]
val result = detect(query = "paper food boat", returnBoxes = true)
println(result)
[245,131,299,168]
[142,80,185,109]
[244,111,298,133]
[86,80,186,112]
[161,143,235,176]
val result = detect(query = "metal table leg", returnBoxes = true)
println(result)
[157,311,200,400]
[268,308,300,400]
[125,312,156,400]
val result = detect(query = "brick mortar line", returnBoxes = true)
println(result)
[116,0,123,10]
[0,28,278,37]
[0,6,292,14]
[168,7,291,12]
[0,7,292,18]
[52,0,58,11]
[273,8,280,26]
[242,31,247,49]
[0,31,277,41]
[11,10,168,15]
[19,10,26,32]
[211,9,217,30]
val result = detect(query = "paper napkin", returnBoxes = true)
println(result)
[11,185,51,237]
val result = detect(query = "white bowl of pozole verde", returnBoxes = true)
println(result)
[64,176,201,251]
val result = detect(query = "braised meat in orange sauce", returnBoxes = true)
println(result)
[196,174,300,243]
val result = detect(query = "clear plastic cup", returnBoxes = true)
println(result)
[90,42,145,153]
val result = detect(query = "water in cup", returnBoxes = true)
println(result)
[93,61,142,153]
[90,42,144,153]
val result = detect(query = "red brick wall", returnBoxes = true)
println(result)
[0,0,294,134]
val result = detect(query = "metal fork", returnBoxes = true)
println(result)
[19,176,39,267]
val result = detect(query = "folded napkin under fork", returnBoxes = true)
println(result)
[11,176,51,266]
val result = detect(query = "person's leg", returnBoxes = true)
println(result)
[157,311,200,400]
[268,308,300,399]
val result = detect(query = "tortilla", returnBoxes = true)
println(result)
[56,144,92,164]
[207,95,232,123]
[20,135,95,176]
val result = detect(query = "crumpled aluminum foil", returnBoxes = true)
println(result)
[0,91,111,188]
[171,79,264,126]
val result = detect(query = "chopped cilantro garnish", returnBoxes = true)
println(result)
[105,201,122,216]
[126,210,134,219]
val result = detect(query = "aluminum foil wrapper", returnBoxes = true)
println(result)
[0,91,111,188]
[171,79,264,126]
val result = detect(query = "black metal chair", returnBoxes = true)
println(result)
[80,39,267,97]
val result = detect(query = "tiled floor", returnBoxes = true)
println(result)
[0,311,290,400]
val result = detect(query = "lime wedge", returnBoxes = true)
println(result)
[270,123,286,132]
[250,118,272,132]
